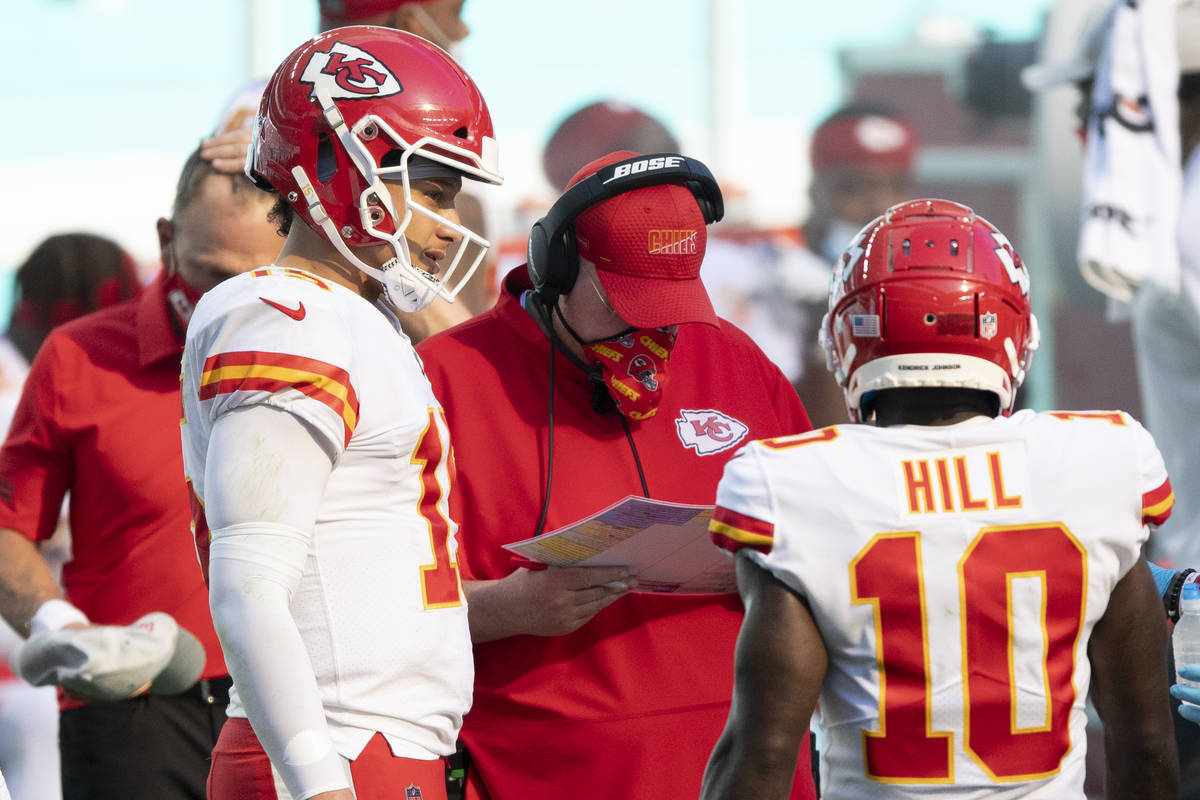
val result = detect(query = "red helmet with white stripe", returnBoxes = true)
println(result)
[820,198,1040,422]
[249,26,502,311]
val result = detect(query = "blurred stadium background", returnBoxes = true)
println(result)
[0,0,1127,415]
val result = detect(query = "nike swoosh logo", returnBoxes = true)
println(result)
[259,297,306,321]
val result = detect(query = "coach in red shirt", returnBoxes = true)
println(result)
[0,148,279,800]
[418,151,817,799]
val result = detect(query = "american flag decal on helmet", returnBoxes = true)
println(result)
[851,314,880,338]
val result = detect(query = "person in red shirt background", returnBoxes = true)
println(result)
[417,150,817,800]
[0,233,142,800]
[0,148,280,800]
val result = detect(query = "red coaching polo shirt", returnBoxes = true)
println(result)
[417,268,816,800]
[0,270,226,701]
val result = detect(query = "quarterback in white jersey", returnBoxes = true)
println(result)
[181,266,471,755]
[701,200,1179,800]
[179,26,502,800]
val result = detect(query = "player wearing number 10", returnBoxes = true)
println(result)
[701,199,1179,799]
[179,27,501,800]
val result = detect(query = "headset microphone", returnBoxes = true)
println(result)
[590,380,615,415]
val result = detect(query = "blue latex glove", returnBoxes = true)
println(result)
[1171,664,1200,724]
[1149,561,1177,599]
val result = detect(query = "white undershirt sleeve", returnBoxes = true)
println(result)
[204,405,348,800]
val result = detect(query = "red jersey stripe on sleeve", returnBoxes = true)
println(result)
[198,351,359,447]
[1143,478,1175,527]
[709,505,775,554]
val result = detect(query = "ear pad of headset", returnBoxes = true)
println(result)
[556,228,580,295]
[526,221,551,291]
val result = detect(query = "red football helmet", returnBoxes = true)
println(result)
[249,27,502,311]
[820,198,1040,422]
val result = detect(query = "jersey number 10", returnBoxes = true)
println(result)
[851,524,1085,783]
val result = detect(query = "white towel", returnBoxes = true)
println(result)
[1078,0,1182,301]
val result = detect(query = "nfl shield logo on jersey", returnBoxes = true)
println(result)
[980,312,998,340]
[405,785,423,800]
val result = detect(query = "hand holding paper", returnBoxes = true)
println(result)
[503,496,735,594]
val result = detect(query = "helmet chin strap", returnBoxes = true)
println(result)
[289,165,434,312]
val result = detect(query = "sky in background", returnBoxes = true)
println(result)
[0,0,1054,316]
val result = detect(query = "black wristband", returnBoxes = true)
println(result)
[1166,568,1198,623]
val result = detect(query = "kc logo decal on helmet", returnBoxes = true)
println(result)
[300,42,402,100]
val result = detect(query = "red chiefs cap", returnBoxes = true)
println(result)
[810,108,918,172]
[318,0,433,23]
[567,151,718,329]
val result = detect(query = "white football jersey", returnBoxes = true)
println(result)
[711,410,1173,799]
[180,266,471,760]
